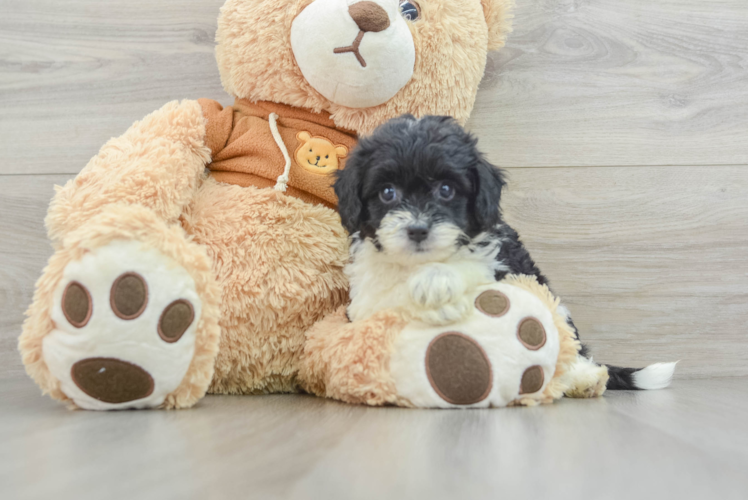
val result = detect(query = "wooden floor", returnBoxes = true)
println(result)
[2,374,748,500]
[1,1,748,498]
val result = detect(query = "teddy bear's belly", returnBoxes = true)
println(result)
[181,178,350,394]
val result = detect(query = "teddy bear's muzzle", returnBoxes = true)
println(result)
[291,0,415,108]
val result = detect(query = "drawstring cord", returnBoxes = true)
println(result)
[269,112,292,192]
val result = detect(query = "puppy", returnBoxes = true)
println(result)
[334,115,676,395]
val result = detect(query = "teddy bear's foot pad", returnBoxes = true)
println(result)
[45,240,202,410]
[390,283,561,408]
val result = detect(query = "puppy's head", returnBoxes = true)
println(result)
[334,115,505,262]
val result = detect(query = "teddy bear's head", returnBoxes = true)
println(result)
[216,0,513,133]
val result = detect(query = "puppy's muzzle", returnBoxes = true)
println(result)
[407,224,430,244]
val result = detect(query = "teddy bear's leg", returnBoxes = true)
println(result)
[299,306,411,406]
[20,100,222,409]
[299,278,580,409]
[45,100,211,244]
[20,204,221,410]
[180,178,350,395]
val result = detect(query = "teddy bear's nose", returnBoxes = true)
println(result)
[348,1,390,33]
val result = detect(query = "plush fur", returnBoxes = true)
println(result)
[217,0,514,133]
[300,306,411,406]
[19,0,518,409]
[335,115,675,394]
[182,178,350,394]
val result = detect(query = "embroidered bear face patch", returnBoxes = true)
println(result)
[295,131,348,175]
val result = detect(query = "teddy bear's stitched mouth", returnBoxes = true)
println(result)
[333,30,368,68]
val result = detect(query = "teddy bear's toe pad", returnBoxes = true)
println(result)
[520,365,545,394]
[62,282,92,327]
[44,240,201,410]
[110,272,148,320]
[158,300,195,343]
[518,318,546,350]
[390,283,561,408]
[475,290,509,317]
[426,333,492,405]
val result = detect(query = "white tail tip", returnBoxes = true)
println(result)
[632,361,679,390]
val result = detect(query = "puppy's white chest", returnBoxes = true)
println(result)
[346,240,499,324]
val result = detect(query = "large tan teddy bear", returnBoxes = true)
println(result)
[19,0,539,410]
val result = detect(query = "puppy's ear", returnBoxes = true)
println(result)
[334,164,364,235]
[471,158,506,230]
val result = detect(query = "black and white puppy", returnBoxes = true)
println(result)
[334,115,676,395]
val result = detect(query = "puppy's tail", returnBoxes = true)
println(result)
[605,361,679,390]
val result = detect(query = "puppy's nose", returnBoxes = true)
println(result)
[348,1,390,33]
[407,225,429,244]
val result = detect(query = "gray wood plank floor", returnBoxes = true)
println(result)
[471,0,748,167]
[2,374,747,500]
[1,1,748,498]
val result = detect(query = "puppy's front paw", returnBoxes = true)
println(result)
[408,264,465,309]
[417,298,472,326]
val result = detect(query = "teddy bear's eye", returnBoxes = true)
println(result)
[399,0,420,22]
[309,148,313,152]
[325,155,329,159]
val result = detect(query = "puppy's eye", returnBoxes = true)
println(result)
[399,0,420,21]
[379,185,398,204]
[436,182,455,201]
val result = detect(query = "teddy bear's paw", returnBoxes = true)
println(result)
[389,285,561,408]
[44,240,202,410]
[408,264,466,309]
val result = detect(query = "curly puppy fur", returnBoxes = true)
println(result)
[335,115,675,393]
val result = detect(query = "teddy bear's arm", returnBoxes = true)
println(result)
[46,100,213,243]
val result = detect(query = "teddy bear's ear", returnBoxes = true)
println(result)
[481,0,514,51]
[297,131,312,142]
[335,145,348,159]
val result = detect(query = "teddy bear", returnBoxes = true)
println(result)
[19,0,538,410]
